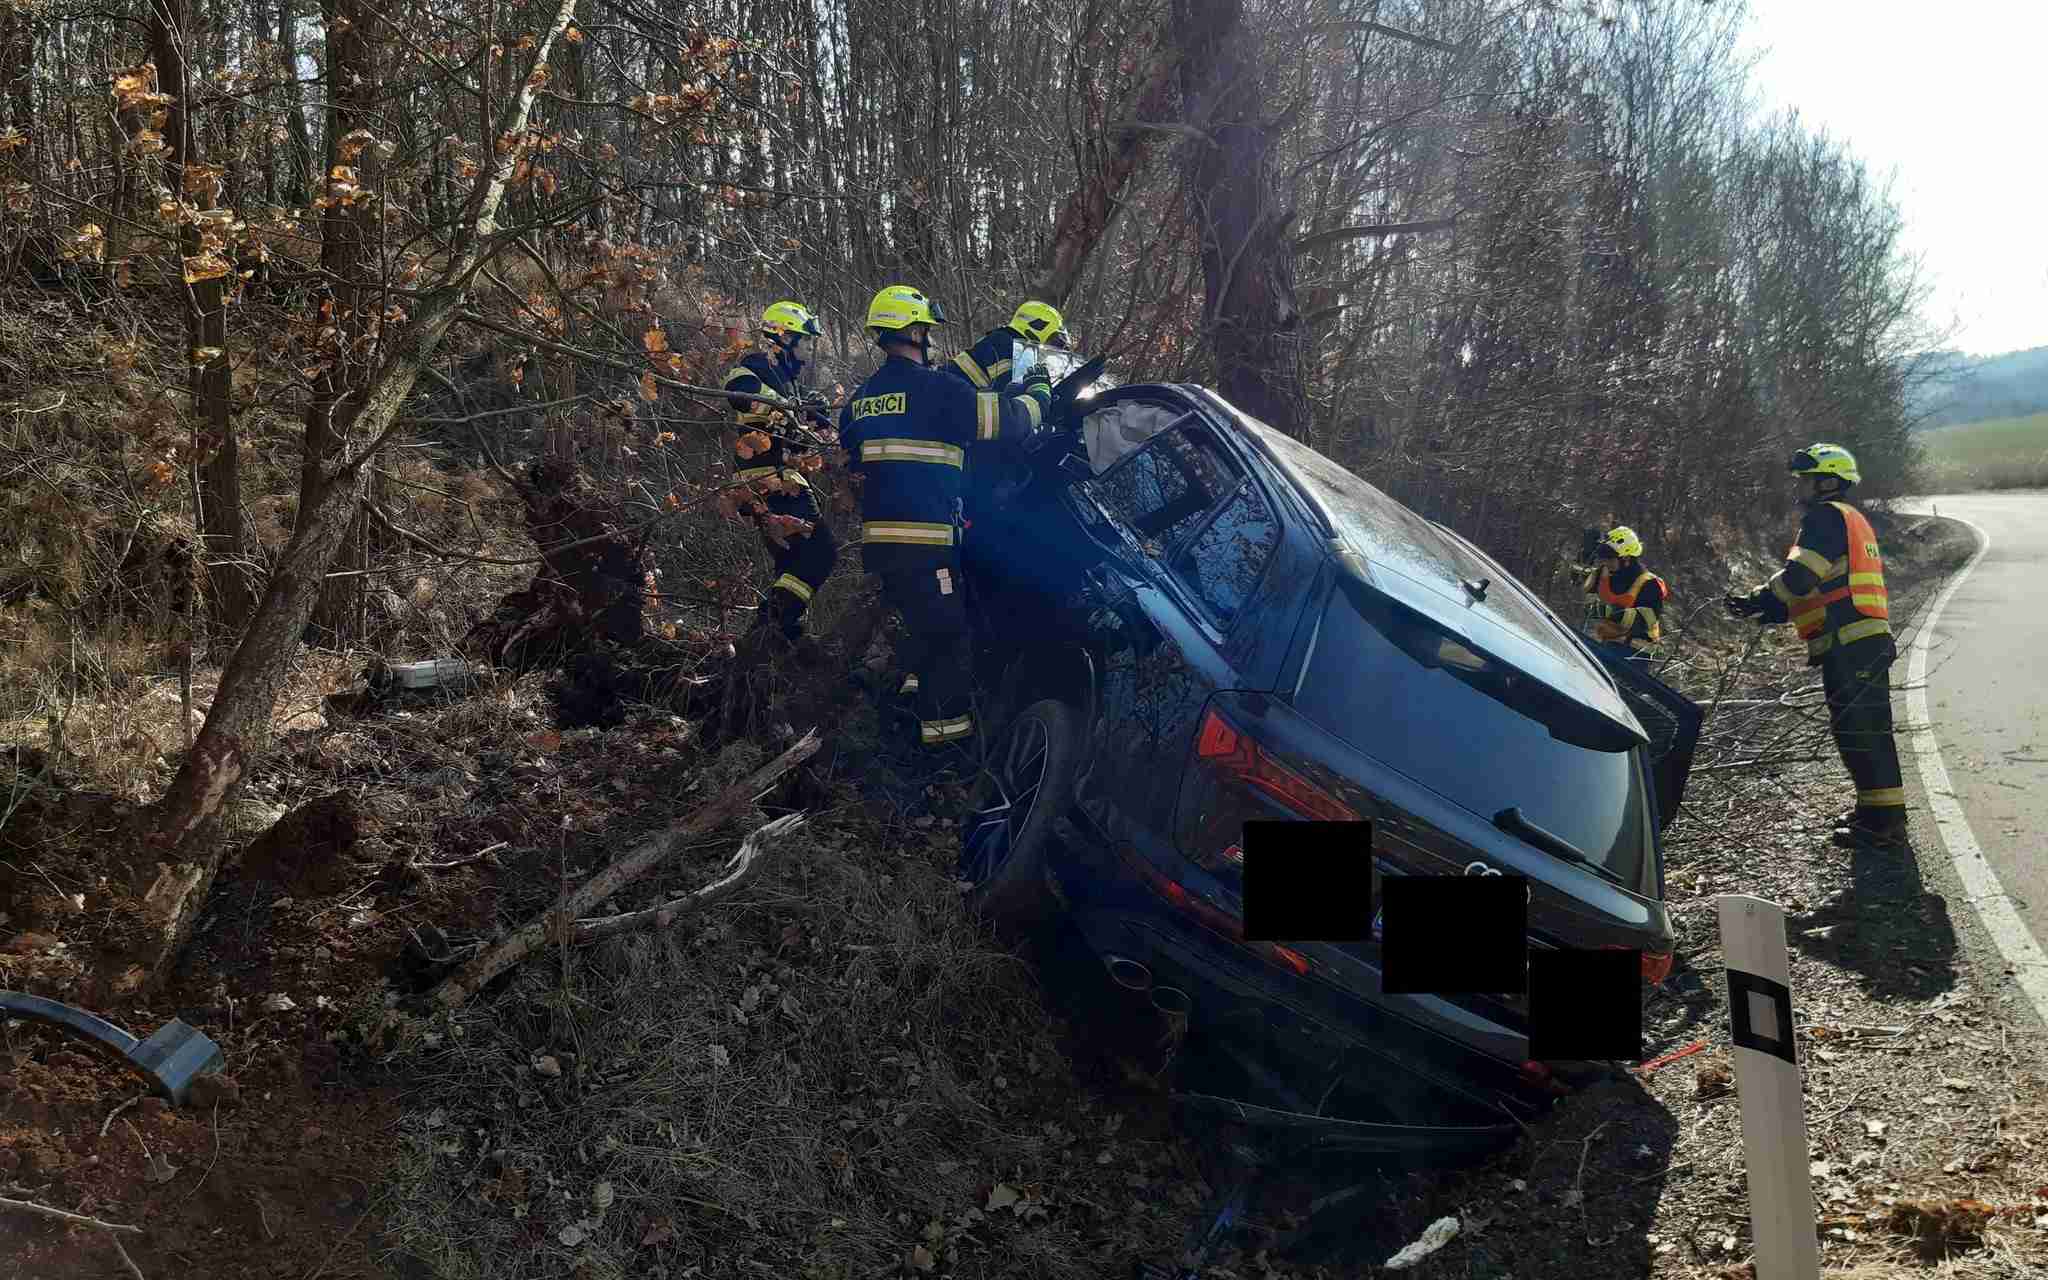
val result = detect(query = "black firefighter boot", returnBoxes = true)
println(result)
[1831,807,1909,852]
[743,589,807,663]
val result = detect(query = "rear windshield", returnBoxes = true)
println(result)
[1296,591,1653,889]
[1241,420,1575,658]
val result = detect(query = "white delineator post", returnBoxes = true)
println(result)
[1718,894,1820,1280]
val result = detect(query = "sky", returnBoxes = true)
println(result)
[1736,1,2048,358]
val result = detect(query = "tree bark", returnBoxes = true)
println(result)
[152,0,258,641]
[1033,21,1188,306]
[428,731,821,1009]
[277,0,312,206]
[1180,0,1305,436]
[0,6,33,132]
[108,0,587,994]
[303,0,379,647]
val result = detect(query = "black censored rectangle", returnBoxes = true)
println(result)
[1380,875,1526,995]
[1240,820,1373,942]
[1529,948,1642,1062]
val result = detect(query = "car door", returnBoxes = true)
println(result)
[1068,413,1283,854]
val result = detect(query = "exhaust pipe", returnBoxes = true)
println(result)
[1149,985,1192,1016]
[1103,954,1153,992]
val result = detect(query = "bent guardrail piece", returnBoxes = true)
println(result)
[0,990,224,1104]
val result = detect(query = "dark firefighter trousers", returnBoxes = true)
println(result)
[870,545,975,750]
[1821,634,1905,822]
[759,485,837,640]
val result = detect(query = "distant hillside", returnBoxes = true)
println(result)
[1909,345,2048,429]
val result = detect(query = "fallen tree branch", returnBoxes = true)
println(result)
[0,1195,144,1234]
[0,1194,146,1278]
[427,729,821,1008]
[573,813,807,942]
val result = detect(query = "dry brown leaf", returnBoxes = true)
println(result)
[1888,1198,1996,1248]
[182,252,230,284]
[639,371,659,402]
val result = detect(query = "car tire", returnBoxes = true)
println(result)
[964,697,1087,938]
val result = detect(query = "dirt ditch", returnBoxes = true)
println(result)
[4,512,2044,1280]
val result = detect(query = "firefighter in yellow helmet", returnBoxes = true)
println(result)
[837,285,1055,777]
[1581,526,1670,658]
[940,300,1080,652]
[1726,443,1905,851]
[722,300,839,653]
[946,300,1075,392]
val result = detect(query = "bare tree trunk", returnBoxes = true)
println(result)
[304,0,377,647]
[149,0,256,641]
[277,0,312,206]
[104,0,586,994]
[1180,0,1304,436]
[0,6,33,131]
[1033,18,1190,306]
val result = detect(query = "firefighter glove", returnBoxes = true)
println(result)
[1723,590,1763,619]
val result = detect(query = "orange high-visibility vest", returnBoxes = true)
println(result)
[1788,501,1889,658]
[1592,567,1667,646]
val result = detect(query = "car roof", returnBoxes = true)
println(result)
[1178,390,1645,743]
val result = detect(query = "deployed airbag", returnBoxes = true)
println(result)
[1082,400,1187,475]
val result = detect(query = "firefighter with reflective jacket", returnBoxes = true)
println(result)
[723,301,839,651]
[947,300,1074,391]
[838,285,1055,766]
[1726,442,1905,850]
[1582,526,1669,657]
[939,300,1078,672]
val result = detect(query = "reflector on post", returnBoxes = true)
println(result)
[1717,894,1820,1280]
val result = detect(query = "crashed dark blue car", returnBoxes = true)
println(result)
[951,368,1703,1156]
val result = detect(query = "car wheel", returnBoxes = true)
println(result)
[963,698,1087,937]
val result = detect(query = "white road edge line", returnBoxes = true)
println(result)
[1904,514,2048,1024]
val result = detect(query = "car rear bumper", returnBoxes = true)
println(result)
[1069,902,1569,1128]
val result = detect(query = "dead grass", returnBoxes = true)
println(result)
[371,764,1197,1280]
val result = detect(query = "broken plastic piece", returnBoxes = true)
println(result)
[0,990,224,1104]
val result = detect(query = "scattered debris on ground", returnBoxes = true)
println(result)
[5,513,2044,1280]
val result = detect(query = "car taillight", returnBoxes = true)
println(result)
[1194,707,1358,823]
[1519,1060,1574,1096]
[1117,844,1317,981]
[1642,950,1674,985]
[1601,944,1675,986]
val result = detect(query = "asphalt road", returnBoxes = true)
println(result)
[1897,491,2048,1016]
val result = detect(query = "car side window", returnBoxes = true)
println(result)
[1170,480,1280,627]
[1086,426,1240,557]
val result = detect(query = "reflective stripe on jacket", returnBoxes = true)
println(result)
[947,329,1018,391]
[1773,500,1890,658]
[838,354,1049,546]
[1584,565,1666,647]
[723,350,812,488]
